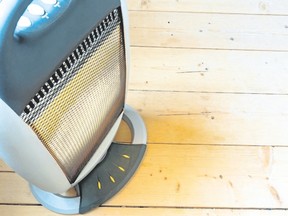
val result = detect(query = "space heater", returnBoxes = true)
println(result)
[0,0,147,214]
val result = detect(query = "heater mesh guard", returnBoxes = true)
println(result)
[21,8,126,183]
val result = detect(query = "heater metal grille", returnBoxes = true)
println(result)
[21,8,126,183]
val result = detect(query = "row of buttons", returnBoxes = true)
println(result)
[18,0,58,28]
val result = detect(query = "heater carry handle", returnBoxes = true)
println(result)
[0,0,32,42]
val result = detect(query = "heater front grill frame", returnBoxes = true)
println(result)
[20,7,127,183]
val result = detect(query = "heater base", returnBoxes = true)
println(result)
[30,105,147,214]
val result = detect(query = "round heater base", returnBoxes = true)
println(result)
[30,105,147,214]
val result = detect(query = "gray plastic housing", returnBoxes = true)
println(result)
[0,0,121,115]
[29,105,147,214]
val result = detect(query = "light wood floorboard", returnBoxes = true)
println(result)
[1,0,288,215]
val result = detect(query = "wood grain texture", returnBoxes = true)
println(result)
[1,144,288,208]
[129,11,288,51]
[128,0,288,15]
[130,47,288,94]
[1,206,288,216]
[120,91,288,146]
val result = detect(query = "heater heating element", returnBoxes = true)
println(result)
[21,8,126,183]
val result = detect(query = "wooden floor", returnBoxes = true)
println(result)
[2,0,288,215]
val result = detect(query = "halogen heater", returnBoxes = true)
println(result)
[0,0,147,214]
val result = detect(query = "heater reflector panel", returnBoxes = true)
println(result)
[21,8,126,183]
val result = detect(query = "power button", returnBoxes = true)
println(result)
[27,4,46,16]
[17,16,32,28]
[15,0,71,34]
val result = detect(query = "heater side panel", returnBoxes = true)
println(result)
[0,99,71,193]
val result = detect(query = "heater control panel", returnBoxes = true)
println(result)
[16,0,71,33]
